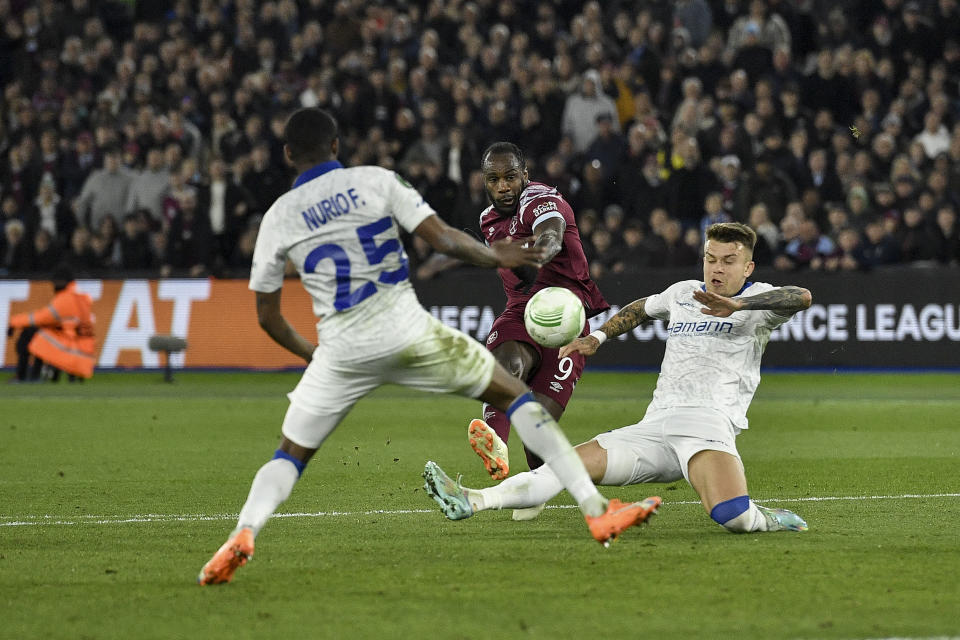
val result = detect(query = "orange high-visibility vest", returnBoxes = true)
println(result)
[9,282,96,378]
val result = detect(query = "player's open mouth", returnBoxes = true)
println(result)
[498,196,515,206]
[711,278,723,286]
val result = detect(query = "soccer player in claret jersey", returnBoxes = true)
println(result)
[464,142,609,519]
[197,109,659,585]
[424,223,810,534]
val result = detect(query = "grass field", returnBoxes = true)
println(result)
[1,370,959,640]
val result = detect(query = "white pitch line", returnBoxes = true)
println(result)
[1,493,958,528]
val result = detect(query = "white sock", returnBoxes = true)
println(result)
[508,396,605,517]
[236,458,300,536]
[721,501,771,533]
[467,465,565,512]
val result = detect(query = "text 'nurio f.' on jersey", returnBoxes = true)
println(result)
[249,161,435,358]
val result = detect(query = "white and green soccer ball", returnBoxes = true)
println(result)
[523,287,586,349]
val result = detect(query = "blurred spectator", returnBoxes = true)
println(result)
[117,212,155,270]
[914,112,951,159]
[846,183,875,225]
[124,147,169,222]
[666,136,717,225]
[161,188,211,277]
[611,221,652,273]
[782,218,837,270]
[618,126,667,220]
[873,182,900,219]
[1,219,31,274]
[28,173,75,247]
[928,204,960,265]
[899,206,934,263]
[230,222,259,271]
[73,145,134,230]
[562,70,619,153]
[586,226,617,281]
[727,0,792,57]
[860,216,902,268]
[647,217,700,267]
[575,159,617,214]
[585,113,627,183]
[699,191,732,240]
[444,127,478,187]
[824,203,853,240]
[29,223,60,272]
[199,158,253,267]
[747,202,777,266]
[802,148,844,204]
[240,143,289,216]
[824,227,867,272]
[740,153,797,223]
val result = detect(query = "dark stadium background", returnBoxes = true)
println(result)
[1,0,959,370]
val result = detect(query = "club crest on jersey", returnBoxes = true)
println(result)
[486,331,498,345]
[487,227,495,237]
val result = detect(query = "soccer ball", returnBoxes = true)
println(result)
[523,287,586,348]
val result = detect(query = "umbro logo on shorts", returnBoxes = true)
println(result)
[549,381,564,393]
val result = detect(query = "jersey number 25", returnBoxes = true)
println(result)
[303,216,409,311]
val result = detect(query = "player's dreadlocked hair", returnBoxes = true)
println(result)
[284,107,339,164]
[706,222,757,253]
[481,142,526,171]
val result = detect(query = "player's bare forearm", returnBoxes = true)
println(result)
[598,297,652,338]
[414,215,545,268]
[256,290,315,363]
[558,298,651,359]
[738,286,812,314]
[511,219,563,290]
[533,227,563,263]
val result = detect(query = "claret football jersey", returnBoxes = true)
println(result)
[478,182,607,316]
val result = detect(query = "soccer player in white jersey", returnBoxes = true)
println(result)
[423,222,811,533]
[197,109,661,585]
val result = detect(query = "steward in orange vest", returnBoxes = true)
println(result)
[8,265,96,379]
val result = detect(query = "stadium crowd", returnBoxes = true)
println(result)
[1,0,960,281]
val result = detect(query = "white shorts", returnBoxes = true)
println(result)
[593,407,741,485]
[283,313,496,448]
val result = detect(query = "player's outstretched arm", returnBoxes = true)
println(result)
[255,289,316,363]
[511,217,565,291]
[693,286,812,318]
[413,214,546,269]
[559,297,651,358]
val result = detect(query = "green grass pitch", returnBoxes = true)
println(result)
[1,371,958,640]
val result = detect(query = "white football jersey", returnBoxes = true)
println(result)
[642,280,791,431]
[250,161,436,355]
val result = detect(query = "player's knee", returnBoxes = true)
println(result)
[710,495,751,532]
[502,354,525,378]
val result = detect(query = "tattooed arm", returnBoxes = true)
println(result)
[558,297,652,358]
[511,217,565,291]
[692,286,813,318]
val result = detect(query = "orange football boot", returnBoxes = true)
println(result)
[197,527,254,585]
[468,419,509,480]
[586,497,661,547]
